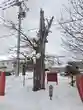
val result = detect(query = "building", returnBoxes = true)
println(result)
[68,60,83,69]
[0,58,26,73]
[0,59,14,72]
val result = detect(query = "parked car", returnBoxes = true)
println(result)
[5,72,12,76]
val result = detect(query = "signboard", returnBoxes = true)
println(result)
[76,75,83,102]
[47,72,58,84]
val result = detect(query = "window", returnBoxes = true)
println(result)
[7,62,9,65]
[2,62,4,65]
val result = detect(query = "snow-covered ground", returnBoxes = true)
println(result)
[0,72,83,110]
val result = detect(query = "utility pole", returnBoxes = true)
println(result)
[0,0,29,76]
[16,0,29,75]
[16,1,22,76]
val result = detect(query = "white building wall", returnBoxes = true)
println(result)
[0,60,14,72]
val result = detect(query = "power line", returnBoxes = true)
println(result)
[0,15,38,32]
[25,18,83,31]
[1,15,82,33]
[0,32,16,38]
[56,18,83,24]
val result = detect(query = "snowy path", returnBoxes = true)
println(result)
[0,74,83,110]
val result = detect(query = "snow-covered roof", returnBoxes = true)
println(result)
[0,55,10,61]
[68,60,83,63]
[0,54,15,61]
[51,64,68,68]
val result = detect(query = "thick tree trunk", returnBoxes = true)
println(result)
[36,58,41,90]
[40,53,45,89]
[33,49,41,91]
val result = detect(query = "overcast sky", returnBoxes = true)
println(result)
[0,0,75,61]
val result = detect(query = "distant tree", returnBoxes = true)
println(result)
[58,0,83,58]
[65,61,80,86]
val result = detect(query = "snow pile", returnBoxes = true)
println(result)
[0,72,83,110]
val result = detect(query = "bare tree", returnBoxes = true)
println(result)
[1,8,54,91]
[58,0,83,58]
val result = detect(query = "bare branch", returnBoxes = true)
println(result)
[58,0,83,57]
